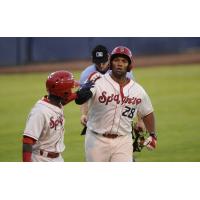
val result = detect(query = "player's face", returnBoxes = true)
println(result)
[95,61,109,74]
[111,56,129,78]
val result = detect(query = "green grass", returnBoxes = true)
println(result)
[0,64,200,161]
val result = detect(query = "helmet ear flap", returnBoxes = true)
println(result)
[127,60,134,72]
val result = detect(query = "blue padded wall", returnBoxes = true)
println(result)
[0,37,200,66]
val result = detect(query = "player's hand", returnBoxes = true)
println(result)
[80,115,87,126]
[143,134,157,150]
[80,80,95,90]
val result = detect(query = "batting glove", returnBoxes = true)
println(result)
[143,133,157,151]
[80,80,95,90]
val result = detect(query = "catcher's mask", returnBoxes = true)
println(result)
[110,46,134,72]
[46,70,79,99]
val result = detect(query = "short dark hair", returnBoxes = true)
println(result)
[92,45,109,64]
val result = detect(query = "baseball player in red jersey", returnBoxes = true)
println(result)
[22,70,79,162]
[75,46,157,162]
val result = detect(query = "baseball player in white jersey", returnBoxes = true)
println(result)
[22,70,78,162]
[79,45,141,135]
[75,46,157,162]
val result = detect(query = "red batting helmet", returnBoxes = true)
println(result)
[110,46,134,72]
[46,70,79,98]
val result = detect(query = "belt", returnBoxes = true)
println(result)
[92,131,119,139]
[102,133,119,139]
[40,150,60,158]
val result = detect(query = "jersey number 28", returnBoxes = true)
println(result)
[122,106,136,119]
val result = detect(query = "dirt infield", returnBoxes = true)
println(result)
[0,52,200,74]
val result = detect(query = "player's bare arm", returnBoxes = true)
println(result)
[80,103,88,126]
[142,112,155,133]
[142,112,157,150]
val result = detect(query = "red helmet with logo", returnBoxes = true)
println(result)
[110,46,134,72]
[46,70,79,98]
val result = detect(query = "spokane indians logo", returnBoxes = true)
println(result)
[49,116,63,130]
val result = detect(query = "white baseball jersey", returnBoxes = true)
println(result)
[87,72,154,136]
[23,97,65,154]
